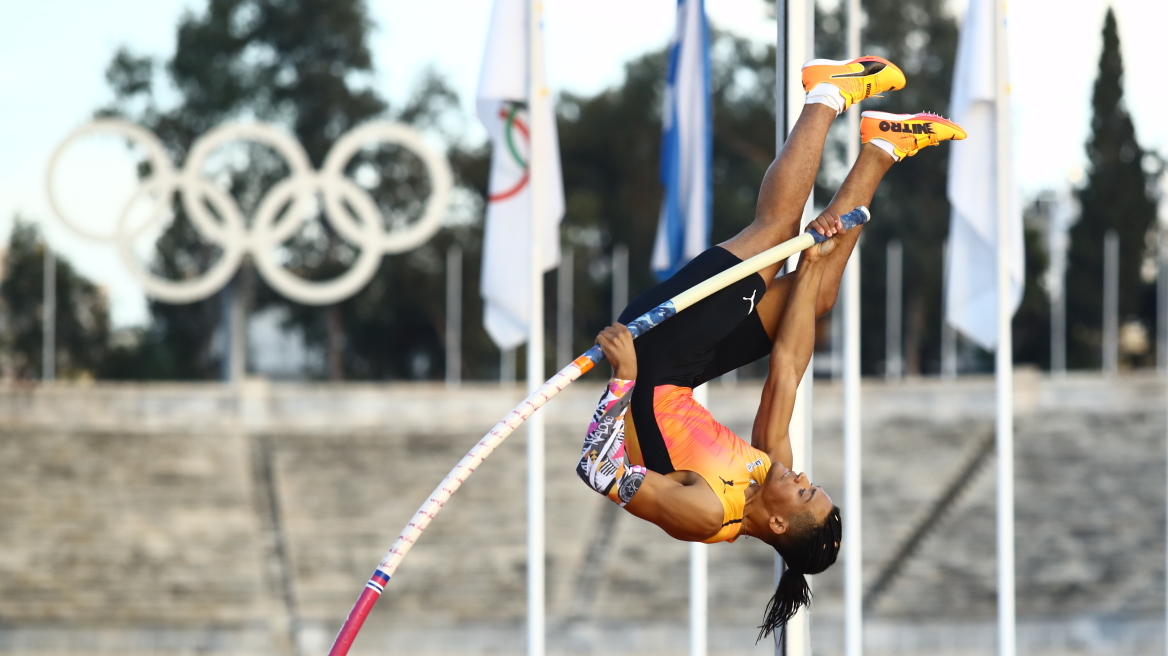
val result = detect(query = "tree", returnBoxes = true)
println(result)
[820,0,961,375]
[760,0,965,374]
[555,4,976,378]
[100,0,469,380]
[1065,8,1160,369]
[0,219,109,380]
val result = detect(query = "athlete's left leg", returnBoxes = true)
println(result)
[753,111,967,338]
[718,57,907,285]
[692,111,967,383]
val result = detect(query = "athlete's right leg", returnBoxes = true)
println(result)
[717,103,836,283]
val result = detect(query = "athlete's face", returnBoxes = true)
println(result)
[761,466,833,534]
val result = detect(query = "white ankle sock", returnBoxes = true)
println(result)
[805,83,845,116]
[868,138,901,161]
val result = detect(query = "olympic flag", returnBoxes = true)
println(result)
[652,0,712,281]
[477,0,565,350]
[944,0,1023,349]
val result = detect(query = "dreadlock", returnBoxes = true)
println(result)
[756,505,843,642]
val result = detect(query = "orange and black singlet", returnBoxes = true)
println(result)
[598,246,779,543]
[624,384,772,543]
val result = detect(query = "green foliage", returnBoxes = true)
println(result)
[815,0,961,375]
[99,0,477,380]
[90,0,1089,380]
[1065,8,1160,369]
[553,32,779,370]
[0,219,109,379]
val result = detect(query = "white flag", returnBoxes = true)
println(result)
[477,0,565,350]
[945,0,1024,350]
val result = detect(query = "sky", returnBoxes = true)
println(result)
[0,0,1164,327]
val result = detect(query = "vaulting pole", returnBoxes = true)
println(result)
[323,208,872,656]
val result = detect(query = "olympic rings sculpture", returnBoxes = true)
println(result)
[46,119,452,305]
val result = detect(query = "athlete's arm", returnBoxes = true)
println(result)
[806,209,862,317]
[620,470,725,542]
[750,240,832,467]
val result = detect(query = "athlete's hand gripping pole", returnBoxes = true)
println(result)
[326,206,871,656]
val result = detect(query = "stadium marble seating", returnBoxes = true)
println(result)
[0,371,1164,656]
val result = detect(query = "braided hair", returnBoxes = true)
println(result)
[756,505,842,642]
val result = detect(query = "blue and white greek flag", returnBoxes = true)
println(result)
[651,0,712,281]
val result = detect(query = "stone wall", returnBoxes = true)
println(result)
[0,372,1165,655]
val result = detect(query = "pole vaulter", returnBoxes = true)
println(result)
[327,207,868,656]
[329,52,969,655]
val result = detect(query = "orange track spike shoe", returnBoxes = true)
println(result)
[860,111,968,160]
[801,56,906,111]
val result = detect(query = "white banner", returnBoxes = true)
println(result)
[477,0,565,350]
[945,0,1024,350]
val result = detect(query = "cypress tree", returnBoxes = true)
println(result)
[1065,8,1158,369]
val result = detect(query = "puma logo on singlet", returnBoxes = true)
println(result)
[743,289,757,315]
[719,476,735,488]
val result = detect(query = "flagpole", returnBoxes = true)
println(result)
[993,0,1016,655]
[446,245,462,388]
[842,0,862,652]
[773,7,786,652]
[778,0,815,654]
[527,1,546,654]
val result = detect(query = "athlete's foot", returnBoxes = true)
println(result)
[860,111,967,161]
[801,56,907,114]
